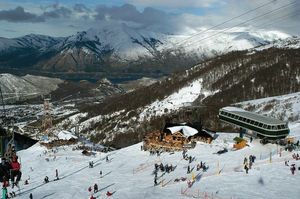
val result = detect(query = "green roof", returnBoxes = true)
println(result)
[221,107,286,125]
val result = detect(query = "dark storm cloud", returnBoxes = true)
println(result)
[94,4,179,31]
[0,6,44,22]
[42,6,72,19]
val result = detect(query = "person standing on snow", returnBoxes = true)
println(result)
[2,176,9,199]
[94,183,98,193]
[88,186,92,192]
[290,164,296,175]
[244,164,249,174]
[10,156,22,187]
[55,169,59,180]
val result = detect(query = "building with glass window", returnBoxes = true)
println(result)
[218,107,289,139]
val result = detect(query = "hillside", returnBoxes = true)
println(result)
[47,37,300,148]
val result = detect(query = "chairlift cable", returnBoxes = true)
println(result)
[175,0,281,47]
[181,1,299,46]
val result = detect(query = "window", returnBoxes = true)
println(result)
[254,122,258,126]
[263,124,267,129]
[277,125,282,130]
[272,126,277,130]
[259,123,263,127]
[250,120,254,125]
[267,125,271,129]
[242,118,247,122]
[246,119,250,123]
[221,111,225,115]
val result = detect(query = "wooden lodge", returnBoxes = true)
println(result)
[143,122,215,152]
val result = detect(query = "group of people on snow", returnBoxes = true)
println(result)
[243,155,256,174]
[154,163,174,173]
[196,161,208,172]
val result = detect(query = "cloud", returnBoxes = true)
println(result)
[126,0,219,8]
[0,1,299,37]
[42,6,72,19]
[93,4,181,32]
[0,6,44,22]
[73,4,91,13]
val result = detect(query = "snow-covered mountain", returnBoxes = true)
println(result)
[0,24,292,73]
[0,34,63,52]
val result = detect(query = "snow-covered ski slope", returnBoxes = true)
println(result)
[6,131,300,199]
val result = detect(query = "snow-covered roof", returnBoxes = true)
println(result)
[57,130,78,140]
[167,126,198,137]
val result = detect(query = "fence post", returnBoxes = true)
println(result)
[269,152,272,163]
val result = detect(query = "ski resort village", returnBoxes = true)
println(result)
[0,0,300,199]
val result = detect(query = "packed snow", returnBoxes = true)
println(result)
[4,130,300,199]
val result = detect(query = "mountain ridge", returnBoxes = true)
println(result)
[0,24,293,75]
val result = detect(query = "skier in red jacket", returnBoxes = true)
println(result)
[89,195,96,199]
[10,156,22,187]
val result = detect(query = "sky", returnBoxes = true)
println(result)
[0,0,299,38]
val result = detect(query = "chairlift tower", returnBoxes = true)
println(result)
[42,98,53,136]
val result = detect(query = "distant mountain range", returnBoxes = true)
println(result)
[0,23,292,78]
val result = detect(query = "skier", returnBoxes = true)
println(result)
[243,157,248,165]
[94,183,98,193]
[106,191,113,196]
[290,164,296,175]
[29,193,33,199]
[154,177,158,186]
[99,170,102,177]
[106,156,109,162]
[55,169,59,180]
[88,186,92,192]
[187,165,190,174]
[244,165,249,174]
[2,176,9,199]
[89,195,96,199]
[250,137,253,143]
[44,176,49,183]
[10,156,22,187]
